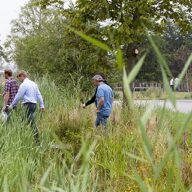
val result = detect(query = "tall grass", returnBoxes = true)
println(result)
[0,28,192,191]
[1,75,192,191]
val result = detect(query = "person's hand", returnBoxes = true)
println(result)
[8,105,13,111]
[82,104,86,109]
[96,109,100,113]
[40,108,45,112]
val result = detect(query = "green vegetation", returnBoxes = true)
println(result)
[1,0,191,88]
[0,0,192,191]
[0,77,192,191]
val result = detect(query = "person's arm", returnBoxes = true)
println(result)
[10,84,26,108]
[36,86,44,110]
[84,88,97,107]
[85,93,96,106]
[3,92,10,107]
[97,96,104,112]
[2,81,11,108]
[96,88,104,112]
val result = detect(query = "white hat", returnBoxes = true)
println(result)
[92,75,104,81]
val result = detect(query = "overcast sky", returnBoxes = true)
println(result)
[0,0,28,42]
[0,0,76,43]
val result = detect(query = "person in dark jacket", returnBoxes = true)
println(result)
[83,75,109,108]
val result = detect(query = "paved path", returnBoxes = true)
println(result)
[134,100,192,113]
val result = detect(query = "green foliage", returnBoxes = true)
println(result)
[2,1,192,191]
[4,0,192,86]
[1,74,192,191]
[6,1,120,90]
[65,0,192,74]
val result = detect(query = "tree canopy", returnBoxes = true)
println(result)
[37,0,192,72]
[3,0,192,88]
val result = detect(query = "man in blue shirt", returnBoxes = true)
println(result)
[92,75,113,128]
[9,70,45,144]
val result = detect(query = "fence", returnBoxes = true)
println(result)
[115,81,190,92]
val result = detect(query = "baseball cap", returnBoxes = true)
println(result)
[92,75,104,81]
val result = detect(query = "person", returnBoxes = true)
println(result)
[92,75,113,128]
[83,75,109,108]
[8,70,45,144]
[174,77,179,91]
[2,69,18,119]
[170,77,174,91]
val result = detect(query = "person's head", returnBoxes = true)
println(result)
[92,75,104,86]
[17,70,28,82]
[4,69,13,79]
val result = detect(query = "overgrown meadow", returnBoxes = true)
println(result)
[1,30,192,192]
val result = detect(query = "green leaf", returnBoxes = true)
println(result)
[40,166,52,186]
[3,176,9,192]
[148,34,176,106]
[123,68,133,108]
[123,54,146,108]
[161,66,176,106]
[175,54,192,88]
[65,25,111,51]
[139,105,154,163]
[127,153,148,163]
[134,173,149,192]
[127,54,146,84]
[148,34,171,77]
[156,112,192,178]
[117,48,123,70]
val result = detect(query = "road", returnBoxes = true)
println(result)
[134,100,192,113]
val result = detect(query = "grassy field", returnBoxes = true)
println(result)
[0,77,192,192]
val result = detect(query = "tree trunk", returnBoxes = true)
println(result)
[122,43,138,105]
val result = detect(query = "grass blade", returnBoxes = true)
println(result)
[148,34,171,77]
[65,25,111,51]
[161,66,176,106]
[127,54,146,84]
[117,48,124,70]
[175,54,192,88]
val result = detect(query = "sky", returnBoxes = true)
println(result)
[0,0,27,42]
[0,0,76,43]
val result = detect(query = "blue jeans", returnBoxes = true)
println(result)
[24,103,39,144]
[95,113,109,128]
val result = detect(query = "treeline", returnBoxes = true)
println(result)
[2,0,192,88]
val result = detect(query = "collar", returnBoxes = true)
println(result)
[98,82,104,86]
[22,78,29,83]
[7,77,13,81]
[24,78,29,81]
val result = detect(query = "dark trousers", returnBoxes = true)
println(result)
[95,113,109,128]
[24,103,39,144]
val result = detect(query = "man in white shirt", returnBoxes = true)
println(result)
[9,70,45,144]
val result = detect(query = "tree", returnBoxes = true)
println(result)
[8,0,119,90]
[0,40,8,67]
[38,0,192,74]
